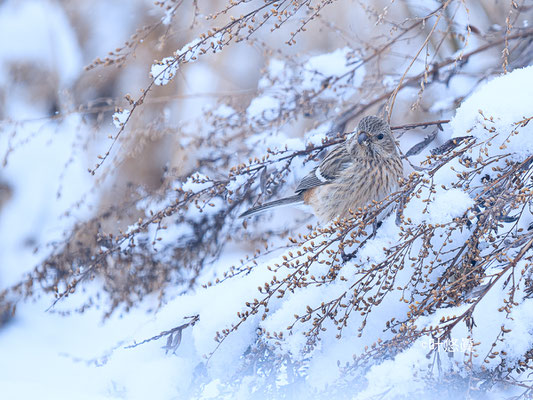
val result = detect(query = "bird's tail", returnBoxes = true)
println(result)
[239,194,304,218]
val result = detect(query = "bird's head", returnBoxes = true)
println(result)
[347,115,398,158]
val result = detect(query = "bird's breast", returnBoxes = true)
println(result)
[305,157,402,222]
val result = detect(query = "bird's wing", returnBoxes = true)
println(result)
[295,144,353,193]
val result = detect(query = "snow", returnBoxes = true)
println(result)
[151,56,179,86]
[226,174,248,197]
[112,108,130,128]
[425,188,474,223]
[249,48,364,130]
[178,32,224,64]
[201,380,222,398]
[0,290,194,400]
[246,95,281,122]
[161,7,174,25]
[302,47,354,89]
[257,58,293,90]
[450,65,533,160]
[301,47,365,99]
[265,58,286,81]
[355,342,429,399]
[404,187,474,225]
[151,33,226,85]
[305,122,332,147]
[213,104,236,118]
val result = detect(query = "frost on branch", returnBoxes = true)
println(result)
[150,33,225,86]
[150,56,179,86]
[248,47,365,127]
[112,108,130,128]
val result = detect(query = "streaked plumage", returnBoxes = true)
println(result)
[240,116,403,222]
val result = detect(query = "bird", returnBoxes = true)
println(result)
[239,115,403,222]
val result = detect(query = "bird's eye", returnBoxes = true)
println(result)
[376,133,384,140]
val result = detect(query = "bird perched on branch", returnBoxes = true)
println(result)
[240,115,403,222]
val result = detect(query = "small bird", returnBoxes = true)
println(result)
[240,116,403,222]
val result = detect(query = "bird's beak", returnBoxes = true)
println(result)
[357,131,368,145]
